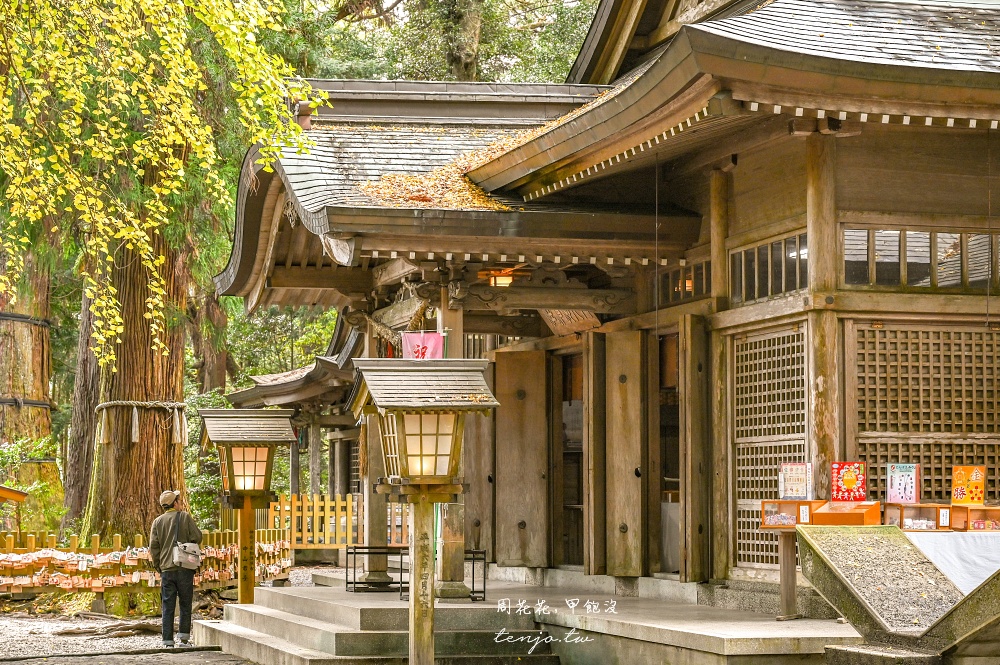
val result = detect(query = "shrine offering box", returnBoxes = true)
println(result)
[812,501,881,525]
[883,503,952,531]
[953,506,1000,531]
[760,500,827,529]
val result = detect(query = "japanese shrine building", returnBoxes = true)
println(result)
[219,0,1000,591]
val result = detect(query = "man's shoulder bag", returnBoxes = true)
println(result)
[171,512,202,570]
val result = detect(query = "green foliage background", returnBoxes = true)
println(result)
[29,0,598,533]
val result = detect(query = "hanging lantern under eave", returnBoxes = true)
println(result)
[350,359,499,494]
[199,408,297,508]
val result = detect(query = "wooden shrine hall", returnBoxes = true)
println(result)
[216,0,1000,639]
[227,316,362,499]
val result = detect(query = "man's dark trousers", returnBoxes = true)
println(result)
[161,568,196,643]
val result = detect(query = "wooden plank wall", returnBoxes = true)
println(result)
[604,331,648,576]
[729,136,807,243]
[494,350,549,567]
[836,125,998,216]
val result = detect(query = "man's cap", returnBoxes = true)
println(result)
[159,490,180,507]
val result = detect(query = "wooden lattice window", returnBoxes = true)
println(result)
[733,326,807,567]
[858,435,1000,504]
[853,323,1000,503]
[734,329,807,439]
[855,326,1000,433]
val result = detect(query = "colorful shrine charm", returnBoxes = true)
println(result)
[886,463,920,504]
[778,462,813,500]
[831,461,867,502]
[951,465,986,506]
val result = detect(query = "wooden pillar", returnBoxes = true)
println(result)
[409,494,436,665]
[309,419,322,496]
[290,439,300,495]
[583,331,606,575]
[328,437,336,497]
[777,531,800,620]
[360,322,391,583]
[710,168,731,307]
[806,133,841,499]
[436,285,469,597]
[605,331,648,577]
[237,502,256,604]
[333,438,351,497]
[679,314,710,582]
[709,167,732,581]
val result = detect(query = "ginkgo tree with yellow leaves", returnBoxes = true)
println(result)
[0,0,323,537]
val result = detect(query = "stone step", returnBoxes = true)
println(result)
[255,587,537,631]
[824,644,941,665]
[194,620,560,665]
[194,620,344,665]
[225,604,555,657]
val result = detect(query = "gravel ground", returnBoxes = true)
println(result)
[0,615,164,659]
[0,566,342,660]
[808,527,963,633]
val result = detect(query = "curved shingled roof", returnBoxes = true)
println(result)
[470,0,1000,198]
[692,0,1000,72]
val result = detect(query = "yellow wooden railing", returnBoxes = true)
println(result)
[0,528,290,595]
[260,494,409,549]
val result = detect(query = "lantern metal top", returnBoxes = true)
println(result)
[350,358,499,418]
[198,408,297,451]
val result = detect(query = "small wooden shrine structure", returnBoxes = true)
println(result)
[227,316,361,497]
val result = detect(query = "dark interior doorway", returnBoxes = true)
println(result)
[659,334,681,574]
[551,352,584,566]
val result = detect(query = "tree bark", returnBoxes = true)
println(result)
[81,232,187,539]
[0,251,52,444]
[443,0,484,81]
[188,289,229,394]
[63,288,99,526]
[201,291,228,393]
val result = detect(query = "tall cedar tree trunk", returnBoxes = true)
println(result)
[189,290,228,394]
[443,0,484,81]
[0,252,52,444]
[63,288,99,525]
[81,231,187,538]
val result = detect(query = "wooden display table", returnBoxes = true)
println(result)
[884,503,953,531]
[759,500,826,622]
[812,501,881,526]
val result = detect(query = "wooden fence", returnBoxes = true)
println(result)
[268,494,410,549]
[0,528,290,595]
[222,494,410,549]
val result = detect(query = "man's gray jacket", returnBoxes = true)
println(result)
[149,509,203,572]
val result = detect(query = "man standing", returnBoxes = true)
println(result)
[150,489,203,648]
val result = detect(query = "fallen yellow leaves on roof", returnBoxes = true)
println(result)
[355,65,647,209]
[358,162,512,211]
[458,63,650,172]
